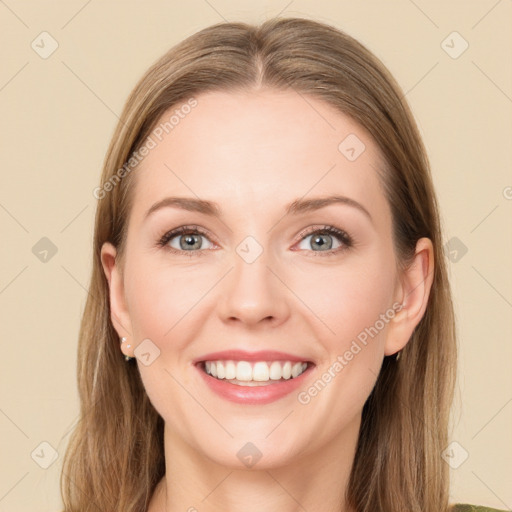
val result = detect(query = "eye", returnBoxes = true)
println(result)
[157,226,215,255]
[295,225,353,255]
[157,224,353,257]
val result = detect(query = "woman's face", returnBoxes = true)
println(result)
[102,88,431,469]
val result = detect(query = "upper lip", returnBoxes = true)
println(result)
[193,350,315,365]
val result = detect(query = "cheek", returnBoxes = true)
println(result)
[123,253,209,340]
[292,252,396,351]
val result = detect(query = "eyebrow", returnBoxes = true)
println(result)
[144,195,373,222]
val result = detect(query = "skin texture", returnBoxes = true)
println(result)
[101,88,434,512]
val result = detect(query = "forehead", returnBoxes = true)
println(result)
[129,88,390,228]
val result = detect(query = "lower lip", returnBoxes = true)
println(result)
[195,363,315,405]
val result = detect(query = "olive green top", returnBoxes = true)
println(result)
[453,504,509,512]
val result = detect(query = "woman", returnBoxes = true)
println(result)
[60,17,505,512]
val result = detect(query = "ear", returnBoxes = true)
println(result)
[100,242,134,358]
[384,237,434,356]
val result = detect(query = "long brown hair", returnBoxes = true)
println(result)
[60,17,457,512]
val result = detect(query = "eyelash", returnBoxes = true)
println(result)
[156,224,353,257]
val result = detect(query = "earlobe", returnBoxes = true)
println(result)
[384,237,435,356]
[100,242,133,355]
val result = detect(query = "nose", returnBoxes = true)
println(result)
[217,250,291,328]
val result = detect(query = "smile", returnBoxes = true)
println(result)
[195,358,316,405]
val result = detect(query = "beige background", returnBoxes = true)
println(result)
[0,1,511,510]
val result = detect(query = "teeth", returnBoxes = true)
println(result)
[225,361,236,379]
[252,362,269,381]
[237,361,253,381]
[203,360,309,383]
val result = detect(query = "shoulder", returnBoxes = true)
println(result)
[452,504,510,512]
